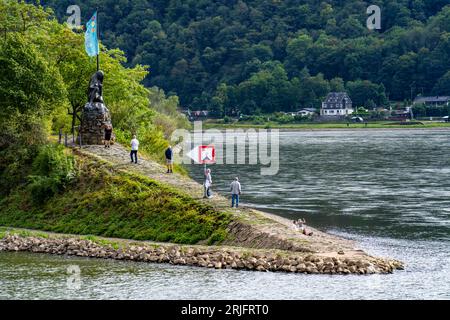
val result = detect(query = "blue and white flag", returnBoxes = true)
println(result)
[84,11,99,57]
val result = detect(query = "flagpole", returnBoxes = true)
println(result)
[96,8,99,71]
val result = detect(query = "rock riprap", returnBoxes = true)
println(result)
[0,234,404,275]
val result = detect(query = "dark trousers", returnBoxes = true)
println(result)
[130,150,138,163]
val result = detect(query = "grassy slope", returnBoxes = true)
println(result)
[0,151,231,245]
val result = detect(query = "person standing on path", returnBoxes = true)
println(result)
[165,146,174,173]
[204,169,212,198]
[104,124,113,148]
[130,135,139,164]
[230,177,241,208]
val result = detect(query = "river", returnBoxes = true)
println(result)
[1,129,449,299]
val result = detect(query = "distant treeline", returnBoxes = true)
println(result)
[41,0,450,114]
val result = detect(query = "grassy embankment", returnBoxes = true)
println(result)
[0,149,231,245]
[203,120,450,130]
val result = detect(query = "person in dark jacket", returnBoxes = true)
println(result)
[165,146,173,173]
[104,124,113,148]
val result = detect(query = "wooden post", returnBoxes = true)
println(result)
[59,129,62,144]
[78,125,82,148]
[204,163,207,198]
[65,133,68,147]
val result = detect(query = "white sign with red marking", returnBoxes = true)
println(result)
[187,145,216,164]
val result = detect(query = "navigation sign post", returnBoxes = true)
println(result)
[187,145,216,176]
[187,145,216,164]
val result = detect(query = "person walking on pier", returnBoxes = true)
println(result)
[104,124,113,148]
[165,146,174,173]
[230,177,241,208]
[130,135,139,164]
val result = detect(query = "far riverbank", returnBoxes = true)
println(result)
[202,121,450,131]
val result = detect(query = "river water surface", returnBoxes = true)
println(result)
[1,129,449,299]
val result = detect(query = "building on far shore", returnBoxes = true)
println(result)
[389,107,414,121]
[320,92,353,117]
[413,96,450,107]
[181,109,210,121]
[296,108,318,117]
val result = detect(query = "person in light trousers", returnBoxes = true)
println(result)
[230,177,241,208]
[204,169,212,198]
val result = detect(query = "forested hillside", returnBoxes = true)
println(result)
[39,0,450,114]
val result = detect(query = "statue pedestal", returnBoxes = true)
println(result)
[79,102,111,145]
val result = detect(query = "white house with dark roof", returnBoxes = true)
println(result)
[320,92,354,117]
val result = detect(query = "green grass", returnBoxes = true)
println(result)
[0,227,48,239]
[203,121,450,130]
[0,152,232,245]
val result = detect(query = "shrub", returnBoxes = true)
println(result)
[208,229,228,245]
[27,144,76,204]
[275,114,295,124]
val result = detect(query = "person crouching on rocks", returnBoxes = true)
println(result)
[297,218,313,236]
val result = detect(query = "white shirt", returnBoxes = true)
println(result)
[204,173,212,188]
[230,181,241,195]
[131,138,139,151]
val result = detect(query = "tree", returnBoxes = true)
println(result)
[0,35,65,117]
[432,70,450,95]
[330,77,345,92]
[299,73,330,108]
[346,80,387,108]
[285,34,313,76]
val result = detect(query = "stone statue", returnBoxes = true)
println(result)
[79,70,112,145]
[88,70,104,105]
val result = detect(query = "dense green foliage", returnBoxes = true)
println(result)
[0,152,231,244]
[28,145,76,204]
[41,0,450,114]
[0,0,187,196]
[412,103,450,118]
[239,112,312,125]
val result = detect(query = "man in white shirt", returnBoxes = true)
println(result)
[130,135,139,164]
[230,177,241,208]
